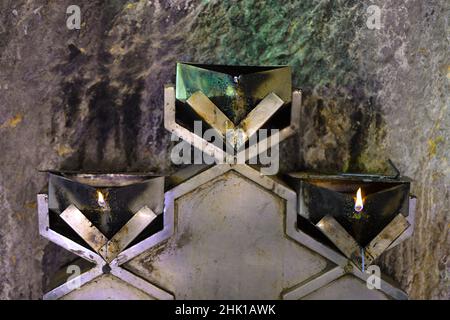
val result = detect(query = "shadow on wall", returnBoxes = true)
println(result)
[299,88,390,175]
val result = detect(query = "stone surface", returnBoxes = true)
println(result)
[0,0,448,299]
[126,170,327,299]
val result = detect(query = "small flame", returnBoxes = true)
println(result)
[96,190,106,208]
[354,188,364,212]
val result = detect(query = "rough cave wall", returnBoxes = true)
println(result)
[0,0,448,299]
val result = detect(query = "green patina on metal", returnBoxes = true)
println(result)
[176,62,291,124]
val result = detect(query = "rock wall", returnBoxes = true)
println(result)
[0,0,448,299]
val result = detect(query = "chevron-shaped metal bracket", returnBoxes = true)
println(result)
[164,84,301,163]
[37,194,173,300]
[316,214,410,270]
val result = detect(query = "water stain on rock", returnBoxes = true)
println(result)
[86,79,120,162]
[121,80,144,165]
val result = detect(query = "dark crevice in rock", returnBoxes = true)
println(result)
[67,44,82,61]
[314,98,327,137]
[348,107,365,171]
[62,79,84,128]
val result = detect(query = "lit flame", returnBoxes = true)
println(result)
[354,188,364,212]
[96,190,106,208]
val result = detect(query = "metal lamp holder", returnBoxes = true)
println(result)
[37,174,173,300]
[37,63,416,300]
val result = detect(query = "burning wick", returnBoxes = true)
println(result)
[96,190,107,208]
[354,188,364,212]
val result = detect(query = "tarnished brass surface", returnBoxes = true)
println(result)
[59,204,108,252]
[365,214,410,260]
[99,206,157,262]
[185,90,284,147]
[316,215,360,260]
[186,91,233,136]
